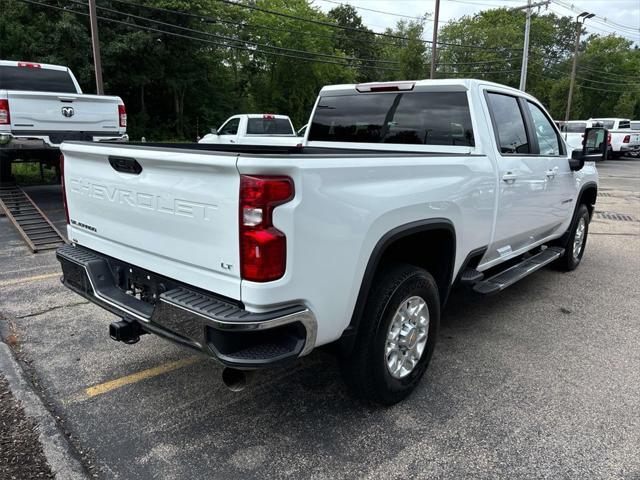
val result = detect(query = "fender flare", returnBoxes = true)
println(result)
[339,218,456,354]
[556,182,598,247]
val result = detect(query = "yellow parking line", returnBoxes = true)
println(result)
[84,356,201,399]
[0,272,60,288]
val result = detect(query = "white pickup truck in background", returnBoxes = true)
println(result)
[198,114,302,146]
[0,60,127,181]
[588,117,640,158]
[56,79,604,405]
[560,120,588,152]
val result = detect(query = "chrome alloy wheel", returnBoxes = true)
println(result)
[573,216,586,260]
[385,296,429,379]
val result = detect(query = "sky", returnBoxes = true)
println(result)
[314,0,640,45]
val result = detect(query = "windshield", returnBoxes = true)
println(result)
[0,65,77,93]
[309,91,474,146]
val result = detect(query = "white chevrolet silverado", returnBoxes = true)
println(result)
[56,79,603,405]
[198,114,302,147]
[0,60,127,181]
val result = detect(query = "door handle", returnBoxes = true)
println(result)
[502,172,517,183]
[545,169,556,180]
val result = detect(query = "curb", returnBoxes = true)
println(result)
[0,343,88,480]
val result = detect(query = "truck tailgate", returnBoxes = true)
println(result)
[61,142,241,300]
[8,91,120,133]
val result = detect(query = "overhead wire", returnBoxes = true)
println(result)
[62,0,400,65]
[107,0,523,52]
[14,0,401,70]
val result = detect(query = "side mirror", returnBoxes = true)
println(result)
[569,127,608,171]
[210,128,218,135]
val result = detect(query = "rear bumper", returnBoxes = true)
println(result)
[56,244,316,369]
[0,131,128,150]
[620,144,640,153]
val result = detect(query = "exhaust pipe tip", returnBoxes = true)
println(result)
[221,367,251,392]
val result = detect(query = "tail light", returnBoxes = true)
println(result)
[0,99,10,125]
[17,62,41,68]
[239,175,294,282]
[608,133,612,145]
[623,135,631,143]
[118,103,127,128]
[60,154,70,225]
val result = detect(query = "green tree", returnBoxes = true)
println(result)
[327,5,380,82]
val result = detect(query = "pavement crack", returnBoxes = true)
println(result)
[16,301,89,319]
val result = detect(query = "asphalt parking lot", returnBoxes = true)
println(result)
[1,158,639,480]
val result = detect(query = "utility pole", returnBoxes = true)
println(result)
[519,0,531,91]
[565,12,594,122]
[430,0,440,79]
[88,0,104,95]
[511,0,549,92]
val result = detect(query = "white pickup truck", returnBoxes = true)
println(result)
[560,120,588,152]
[0,60,127,181]
[56,79,603,404]
[198,114,302,147]
[588,118,640,158]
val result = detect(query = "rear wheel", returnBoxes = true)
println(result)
[556,204,590,271]
[340,263,440,405]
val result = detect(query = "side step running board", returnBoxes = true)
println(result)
[473,247,564,295]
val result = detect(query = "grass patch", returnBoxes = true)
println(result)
[11,162,58,186]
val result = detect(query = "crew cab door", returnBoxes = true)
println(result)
[524,100,574,228]
[482,91,560,266]
[217,117,241,144]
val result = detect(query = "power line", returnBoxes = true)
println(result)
[578,64,640,81]
[438,68,523,75]
[63,0,400,66]
[14,0,399,70]
[551,0,640,34]
[107,0,405,49]
[315,0,427,21]
[538,63,640,87]
[437,58,515,66]
[164,0,524,52]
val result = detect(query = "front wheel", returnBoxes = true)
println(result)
[340,264,440,405]
[556,204,590,271]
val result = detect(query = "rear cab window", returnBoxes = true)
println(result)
[591,120,615,129]
[247,117,294,135]
[562,122,587,133]
[308,91,475,146]
[0,65,78,93]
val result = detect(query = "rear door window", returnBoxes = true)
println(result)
[308,91,475,146]
[246,118,294,135]
[486,93,530,154]
[0,65,77,93]
[526,102,561,155]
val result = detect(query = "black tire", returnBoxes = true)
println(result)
[340,263,440,405]
[556,204,590,271]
